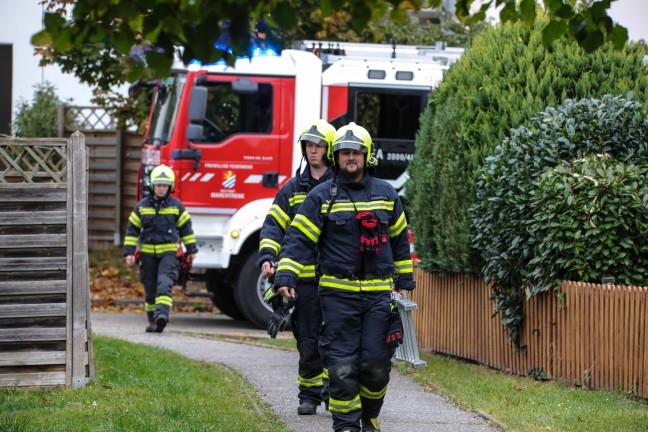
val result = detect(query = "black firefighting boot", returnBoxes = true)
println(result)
[297,400,318,415]
[145,321,156,332]
[154,316,167,333]
[361,416,380,432]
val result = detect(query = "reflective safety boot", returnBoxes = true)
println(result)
[361,416,380,432]
[297,400,318,415]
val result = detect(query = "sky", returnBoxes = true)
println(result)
[0,0,646,123]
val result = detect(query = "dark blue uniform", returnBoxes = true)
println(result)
[123,195,197,323]
[275,172,415,432]
[258,166,333,407]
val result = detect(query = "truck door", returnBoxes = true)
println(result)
[347,86,428,191]
[178,76,286,211]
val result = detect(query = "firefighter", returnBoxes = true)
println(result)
[258,119,336,415]
[123,164,197,333]
[274,123,415,432]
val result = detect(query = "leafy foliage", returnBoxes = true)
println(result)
[11,82,69,137]
[407,19,648,275]
[35,0,627,81]
[472,95,648,344]
[474,95,648,295]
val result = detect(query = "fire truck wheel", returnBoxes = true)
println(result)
[234,250,274,329]
[206,270,245,320]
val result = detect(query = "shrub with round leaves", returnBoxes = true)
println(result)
[527,154,648,292]
[472,94,648,298]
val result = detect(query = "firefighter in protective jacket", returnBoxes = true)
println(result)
[123,164,197,333]
[274,123,415,432]
[258,119,335,415]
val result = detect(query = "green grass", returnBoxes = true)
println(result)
[394,351,648,432]
[178,331,298,351]
[0,336,289,432]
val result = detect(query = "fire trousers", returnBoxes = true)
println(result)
[318,288,394,432]
[291,280,326,404]
[139,252,179,323]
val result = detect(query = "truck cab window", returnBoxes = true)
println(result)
[356,92,423,140]
[200,82,273,143]
[147,75,186,145]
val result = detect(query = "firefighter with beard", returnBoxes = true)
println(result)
[274,123,415,432]
[123,164,197,333]
[258,119,336,415]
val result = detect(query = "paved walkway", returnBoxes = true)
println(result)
[91,312,499,432]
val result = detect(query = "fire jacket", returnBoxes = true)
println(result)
[258,166,333,280]
[274,172,415,291]
[123,194,197,256]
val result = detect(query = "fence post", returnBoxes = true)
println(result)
[66,131,91,388]
[57,105,66,138]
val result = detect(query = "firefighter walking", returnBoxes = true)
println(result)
[274,123,415,432]
[123,164,197,333]
[259,120,336,415]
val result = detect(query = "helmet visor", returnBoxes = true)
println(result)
[332,142,368,153]
[300,135,328,147]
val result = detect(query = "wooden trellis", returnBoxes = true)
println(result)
[0,133,93,388]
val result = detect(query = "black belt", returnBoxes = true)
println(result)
[318,265,388,281]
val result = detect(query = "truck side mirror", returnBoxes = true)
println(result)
[232,78,259,94]
[187,86,208,141]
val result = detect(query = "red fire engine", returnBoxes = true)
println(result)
[136,40,463,327]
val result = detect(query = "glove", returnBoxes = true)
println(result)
[356,211,381,255]
[385,302,403,348]
[267,294,297,339]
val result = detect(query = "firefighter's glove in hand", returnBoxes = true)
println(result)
[357,211,380,255]
[267,295,297,339]
[385,302,403,348]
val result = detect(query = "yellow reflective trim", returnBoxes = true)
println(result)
[140,208,156,215]
[268,204,289,231]
[159,208,180,215]
[277,258,303,276]
[181,234,196,245]
[298,373,324,387]
[292,214,320,243]
[259,238,281,254]
[124,236,139,246]
[145,303,156,312]
[321,201,394,213]
[359,383,387,400]
[156,295,173,307]
[323,368,329,380]
[128,212,142,228]
[389,212,407,237]
[140,243,179,254]
[177,210,190,227]
[319,275,393,292]
[394,259,413,274]
[289,194,306,207]
[329,394,362,413]
[299,265,316,278]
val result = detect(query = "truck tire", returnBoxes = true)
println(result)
[206,270,245,320]
[233,250,273,329]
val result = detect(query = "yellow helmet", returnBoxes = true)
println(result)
[331,122,376,166]
[299,119,336,163]
[150,164,175,191]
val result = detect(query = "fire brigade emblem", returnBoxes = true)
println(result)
[222,170,236,189]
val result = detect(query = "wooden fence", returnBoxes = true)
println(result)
[59,106,141,250]
[411,270,648,398]
[0,134,93,388]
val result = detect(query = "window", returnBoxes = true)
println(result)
[355,92,423,140]
[200,82,273,143]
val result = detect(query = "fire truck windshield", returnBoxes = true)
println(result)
[147,75,186,145]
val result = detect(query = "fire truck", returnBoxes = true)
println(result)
[135,40,463,328]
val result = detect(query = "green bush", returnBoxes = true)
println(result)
[472,95,648,344]
[407,18,648,274]
[12,82,69,137]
